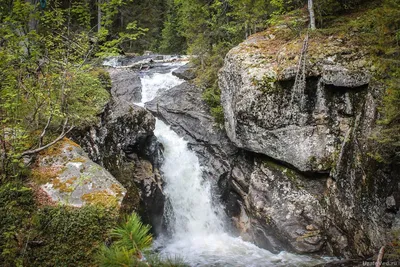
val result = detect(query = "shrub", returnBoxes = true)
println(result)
[97,213,188,267]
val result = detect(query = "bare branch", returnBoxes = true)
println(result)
[39,114,53,147]
[20,118,74,158]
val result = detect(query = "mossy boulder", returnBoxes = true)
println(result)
[31,138,126,208]
[218,13,399,259]
[219,24,373,173]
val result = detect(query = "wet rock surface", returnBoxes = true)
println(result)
[246,160,326,253]
[107,68,142,103]
[145,82,237,181]
[172,63,196,80]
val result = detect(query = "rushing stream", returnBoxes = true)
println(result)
[135,62,326,267]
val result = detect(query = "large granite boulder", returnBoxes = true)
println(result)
[218,28,399,258]
[31,138,126,208]
[229,157,326,254]
[219,32,372,173]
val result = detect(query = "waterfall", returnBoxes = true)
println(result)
[136,63,325,267]
[154,120,225,236]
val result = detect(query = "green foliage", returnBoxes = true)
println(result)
[350,0,400,161]
[97,213,152,266]
[0,182,35,266]
[25,205,117,267]
[196,43,229,125]
[111,213,153,252]
[97,246,189,267]
[0,0,111,178]
[98,246,146,267]
[113,0,168,53]
[96,22,148,57]
[163,0,273,123]
[98,213,187,267]
[0,182,117,266]
[203,86,224,125]
[270,0,303,13]
[159,0,187,54]
[146,254,189,267]
[91,68,113,91]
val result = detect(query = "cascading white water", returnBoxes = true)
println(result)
[154,120,225,236]
[138,63,326,267]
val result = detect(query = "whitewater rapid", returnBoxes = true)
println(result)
[137,63,325,267]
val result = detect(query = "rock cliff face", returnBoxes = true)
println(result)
[73,69,165,232]
[218,30,399,257]
[143,31,399,258]
[219,33,372,173]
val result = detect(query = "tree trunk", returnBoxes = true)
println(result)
[97,0,102,32]
[308,0,316,30]
[27,0,38,31]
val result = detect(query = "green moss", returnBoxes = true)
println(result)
[26,205,117,267]
[296,230,321,242]
[263,160,284,170]
[38,140,64,157]
[0,182,35,266]
[265,215,272,225]
[81,190,119,208]
[71,157,87,163]
[307,155,334,171]
[263,160,301,187]
[367,152,386,163]
[52,177,77,193]
[202,85,225,125]
[0,182,118,267]
[90,68,112,91]
[253,75,280,94]
[111,183,124,198]
[384,230,400,261]
[31,167,61,185]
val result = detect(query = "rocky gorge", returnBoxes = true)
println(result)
[145,28,400,261]
[3,1,399,266]
[49,29,399,263]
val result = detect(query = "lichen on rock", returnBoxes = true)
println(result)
[216,24,398,258]
[31,138,126,208]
